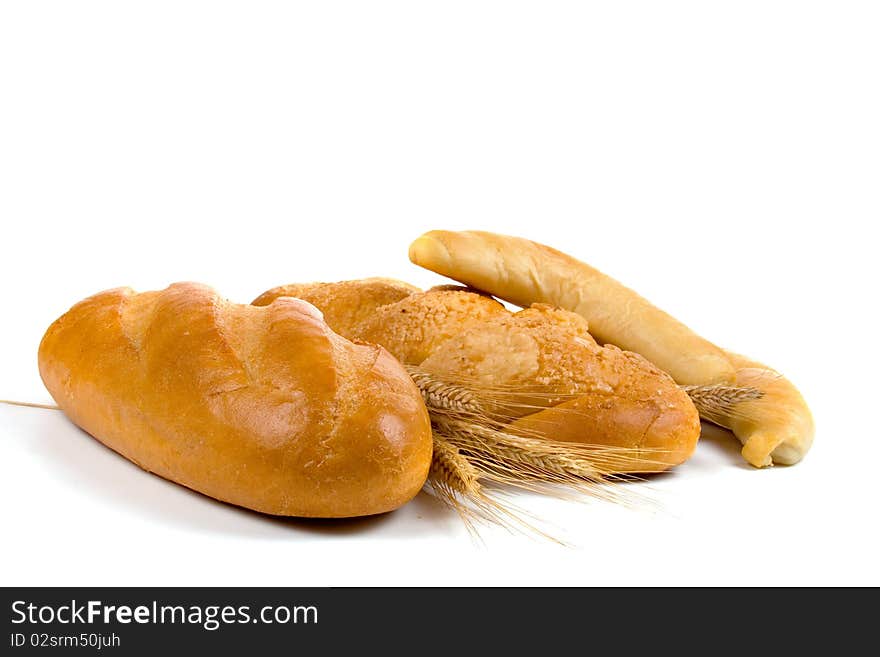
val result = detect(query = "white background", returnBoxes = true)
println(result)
[1,2,877,586]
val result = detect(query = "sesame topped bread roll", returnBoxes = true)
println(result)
[255,281,701,473]
[253,277,420,337]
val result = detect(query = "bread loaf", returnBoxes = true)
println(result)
[38,283,433,517]
[255,281,701,472]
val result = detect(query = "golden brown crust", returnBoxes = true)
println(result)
[420,304,595,390]
[39,283,433,518]
[254,281,701,472]
[252,277,420,338]
[505,339,702,472]
[354,289,507,364]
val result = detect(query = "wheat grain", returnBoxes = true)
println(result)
[428,434,480,502]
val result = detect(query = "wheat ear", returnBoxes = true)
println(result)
[406,367,484,415]
[682,384,764,428]
[428,432,555,538]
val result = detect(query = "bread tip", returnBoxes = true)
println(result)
[408,231,452,268]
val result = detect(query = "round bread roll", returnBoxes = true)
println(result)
[38,283,433,518]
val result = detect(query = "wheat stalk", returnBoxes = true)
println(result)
[0,399,60,410]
